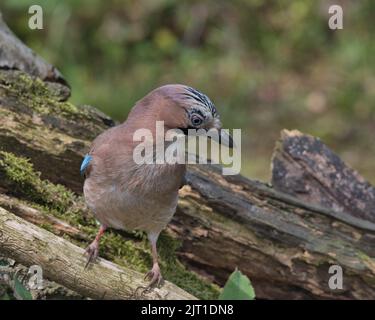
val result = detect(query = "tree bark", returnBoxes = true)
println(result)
[271,129,375,223]
[0,13,374,300]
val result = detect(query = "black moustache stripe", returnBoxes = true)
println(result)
[177,126,196,135]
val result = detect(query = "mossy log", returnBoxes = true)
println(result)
[0,207,195,300]
[0,15,375,299]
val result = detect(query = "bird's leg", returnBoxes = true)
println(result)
[144,233,163,287]
[84,224,106,268]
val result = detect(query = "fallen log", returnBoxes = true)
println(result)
[0,207,195,300]
[0,14,374,299]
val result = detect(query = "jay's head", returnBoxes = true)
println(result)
[131,84,233,148]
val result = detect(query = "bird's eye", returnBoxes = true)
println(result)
[191,115,203,127]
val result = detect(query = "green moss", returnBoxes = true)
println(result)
[157,232,220,299]
[0,70,81,119]
[99,230,219,299]
[0,151,74,212]
[0,151,219,299]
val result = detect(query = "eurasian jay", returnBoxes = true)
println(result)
[81,85,232,286]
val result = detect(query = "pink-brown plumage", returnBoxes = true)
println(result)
[82,84,227,285]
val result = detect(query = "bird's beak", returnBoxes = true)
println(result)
[209,129,234,148]
[178,126,235,148]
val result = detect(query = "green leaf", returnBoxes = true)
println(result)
[219,269,255,300]
[13,277,32,300]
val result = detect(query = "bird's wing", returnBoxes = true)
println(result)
[80,154,93,176]
[81,125,132,178]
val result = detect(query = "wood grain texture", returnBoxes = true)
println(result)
[174,165,375,299]
[272,129,375,223]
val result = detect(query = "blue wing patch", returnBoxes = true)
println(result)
[80,154,92,176]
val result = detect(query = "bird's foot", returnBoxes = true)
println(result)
[84,240,99,269]
[144,263,163,287]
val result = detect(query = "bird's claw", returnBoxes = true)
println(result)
[84,241,99,269]
[144,264,163,287]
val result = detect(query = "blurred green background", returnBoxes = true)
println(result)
[1,0,374,183]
